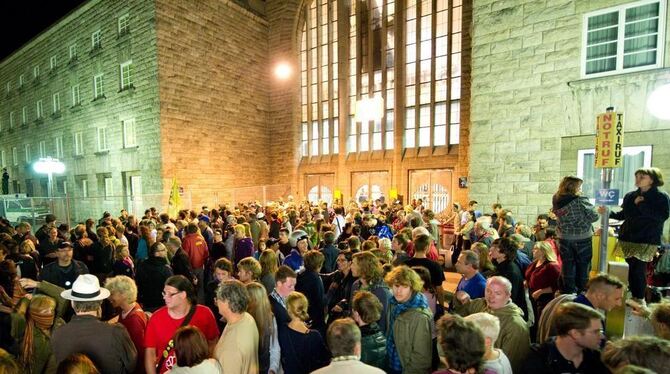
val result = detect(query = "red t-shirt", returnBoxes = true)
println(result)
[120,304,148,374]
[145,305,220,373]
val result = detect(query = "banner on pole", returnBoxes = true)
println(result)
[595,111,624,168]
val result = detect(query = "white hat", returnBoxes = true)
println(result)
[256,212,265,219]
[60,274,110,301]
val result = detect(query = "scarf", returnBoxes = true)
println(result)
[21,304,55,370]
[386,292,429,371]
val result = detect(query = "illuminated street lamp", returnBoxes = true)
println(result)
[33,157,65,199]
[647,83,670,120]
[274,62,292,80]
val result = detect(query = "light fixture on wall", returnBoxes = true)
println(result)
[33,157,65,200]
[647,83,670,120]
[273,62,292,80]
[354,95,384,123]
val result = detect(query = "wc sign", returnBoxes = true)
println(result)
[595,188,620,205]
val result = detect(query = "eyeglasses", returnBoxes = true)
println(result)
[162,290,183,298]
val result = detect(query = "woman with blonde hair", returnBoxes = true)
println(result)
[279,292,330,374]
[524,241,560,331]
[384,265,432,374]
[246,282,280,374]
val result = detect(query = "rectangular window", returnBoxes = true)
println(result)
[91,30,101,49]
[52,93,61,113]
[9,111,14,128]
[36,100,43,119]
[120,61,133,90]
[104,177,113,198]
[122,119,137,147]
[69,44,77,60]
[82,179,89,198]
[118,14,129,35]
[0,150,5,168]
[12,147,18,166]
[21,106,27,125]
[301,123,308,156]
[71,85,81,106]
[19,74,24,87]
[55,136,64,158]
[50,56,57,69]
[5,82,10,93]
[33,65,40,79]
[577,145,652,204]
[39,141,46,158]
[94,74,104,98]
[24,144,31,164]
[582,0,666,77]
[97,127,108,152]
[74,132,84,156]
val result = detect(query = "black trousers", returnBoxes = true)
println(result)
[626,256,648,300]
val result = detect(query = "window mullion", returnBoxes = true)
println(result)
[430,0,437,148]
[317,0,323,157]
[307,12,314,157]
[445,0,453,145]
[616,9,625,71]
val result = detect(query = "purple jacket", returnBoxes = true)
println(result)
[234,237,255,266]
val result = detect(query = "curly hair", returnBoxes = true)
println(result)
[384,265,423,293]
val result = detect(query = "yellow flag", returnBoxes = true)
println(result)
[168,178,181,218]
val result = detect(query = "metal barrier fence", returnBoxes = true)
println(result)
[1,183,293,228]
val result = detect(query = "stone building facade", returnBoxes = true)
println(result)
[1,0,472,220]
[469,0,670,225]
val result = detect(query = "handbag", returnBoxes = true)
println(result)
[655,248,670,274]
[156,305,196,371]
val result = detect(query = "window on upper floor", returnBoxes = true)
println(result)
[582,0,667,77]
[69,44,78,60]
[118,14,130,35]
[122,118,137,147]
[24,144,31,164]
[74,132,84,156]
[120,61,133,90]
[53,93,61,113]
[39,141,46,158]
[9,111,14,129]
[33,65,40,79]
[72,84,81,106]
[0,150,5,168]
[55,136,64,158]
[12,147,18,166]
[97,127,109,152]
[5,82,9,93]
[50,55,57,70]
[21,107,27,125]
[19,74,25,87]
[577,145,653,204]
[94,74,104,99]
[36,100,44,119]
[91,30,101,49]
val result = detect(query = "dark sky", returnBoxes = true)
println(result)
[1,0,88,61]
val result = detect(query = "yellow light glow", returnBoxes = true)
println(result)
[354,95,384,123]
[274,62,292,80]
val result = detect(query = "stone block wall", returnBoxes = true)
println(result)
[155,0,272,208]
[0,0,162,220]
[470,0,670,223]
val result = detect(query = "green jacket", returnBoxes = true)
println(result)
[455,298,530,373]
[388,305,433,374]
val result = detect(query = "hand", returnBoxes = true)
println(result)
[19,278,38,289]
[532,289,543,300]
[627,300,651,318]
[634,196,645,205]
[455,291,470,304]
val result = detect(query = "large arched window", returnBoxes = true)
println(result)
[300,0,463,155]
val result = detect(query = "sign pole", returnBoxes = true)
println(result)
[594,106,624,273]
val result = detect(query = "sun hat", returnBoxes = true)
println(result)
[60,274,111,301]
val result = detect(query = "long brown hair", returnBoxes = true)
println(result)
[246,282,274,351]
[557,176,583,196]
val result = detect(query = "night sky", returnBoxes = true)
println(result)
[0,0,88,61]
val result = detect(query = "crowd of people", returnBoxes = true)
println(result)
[0,166,668,373]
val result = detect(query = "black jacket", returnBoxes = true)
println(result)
[170,248,195,284]
[360,323,387,370]
[296,270,326,335]
[135,257,172,311]
[610,186,670,245]
[521,338,609,374]
[39,260,89,289]
[493,259,527,319]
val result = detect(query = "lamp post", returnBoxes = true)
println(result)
[33,157,65,209]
